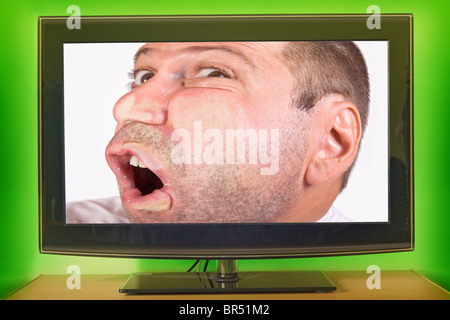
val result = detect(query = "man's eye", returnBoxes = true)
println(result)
[196,68,230,78]
[134,69,155,85]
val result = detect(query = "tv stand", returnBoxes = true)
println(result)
[211,260,240,283]
[119,259,336,294]
[5,270,449,300]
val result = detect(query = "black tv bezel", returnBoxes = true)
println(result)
[39,14,414,259]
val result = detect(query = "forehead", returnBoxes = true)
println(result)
[134,41,288,64]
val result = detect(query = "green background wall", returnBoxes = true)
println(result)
[1,0,449,299]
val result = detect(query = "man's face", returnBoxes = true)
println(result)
[105,42,311,223]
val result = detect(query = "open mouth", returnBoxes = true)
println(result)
[129,155,164,195]
[105,143,172,212]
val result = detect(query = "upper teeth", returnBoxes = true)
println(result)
[130,155,147,168]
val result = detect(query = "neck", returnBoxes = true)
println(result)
[276,179,341,222]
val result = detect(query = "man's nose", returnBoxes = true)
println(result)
[113,74,180,126]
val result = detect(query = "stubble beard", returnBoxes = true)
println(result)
[111,114,309,223]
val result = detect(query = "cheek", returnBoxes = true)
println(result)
[168,89,249,131]
[251,85,295,129]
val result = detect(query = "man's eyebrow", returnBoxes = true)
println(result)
[181,46,256,68]
[133,44,256,69]
[133,47,151,64]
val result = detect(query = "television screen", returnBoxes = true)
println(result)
[39,15,413,260]
[63,40,389,224]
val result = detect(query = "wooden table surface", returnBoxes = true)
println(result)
[5,270,449,300]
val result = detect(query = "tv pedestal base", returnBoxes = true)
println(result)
[119,260,336,294]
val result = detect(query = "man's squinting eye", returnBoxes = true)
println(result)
[196,67,232,79]
[133,69,155,85]
[128,66,231,90]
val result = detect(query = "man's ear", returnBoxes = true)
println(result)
[305,96,362,186]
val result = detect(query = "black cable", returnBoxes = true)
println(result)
[187,260,200,272]
[188,259,210,272]
[203,260,209,272]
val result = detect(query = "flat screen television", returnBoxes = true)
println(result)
[39,14,413,293]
